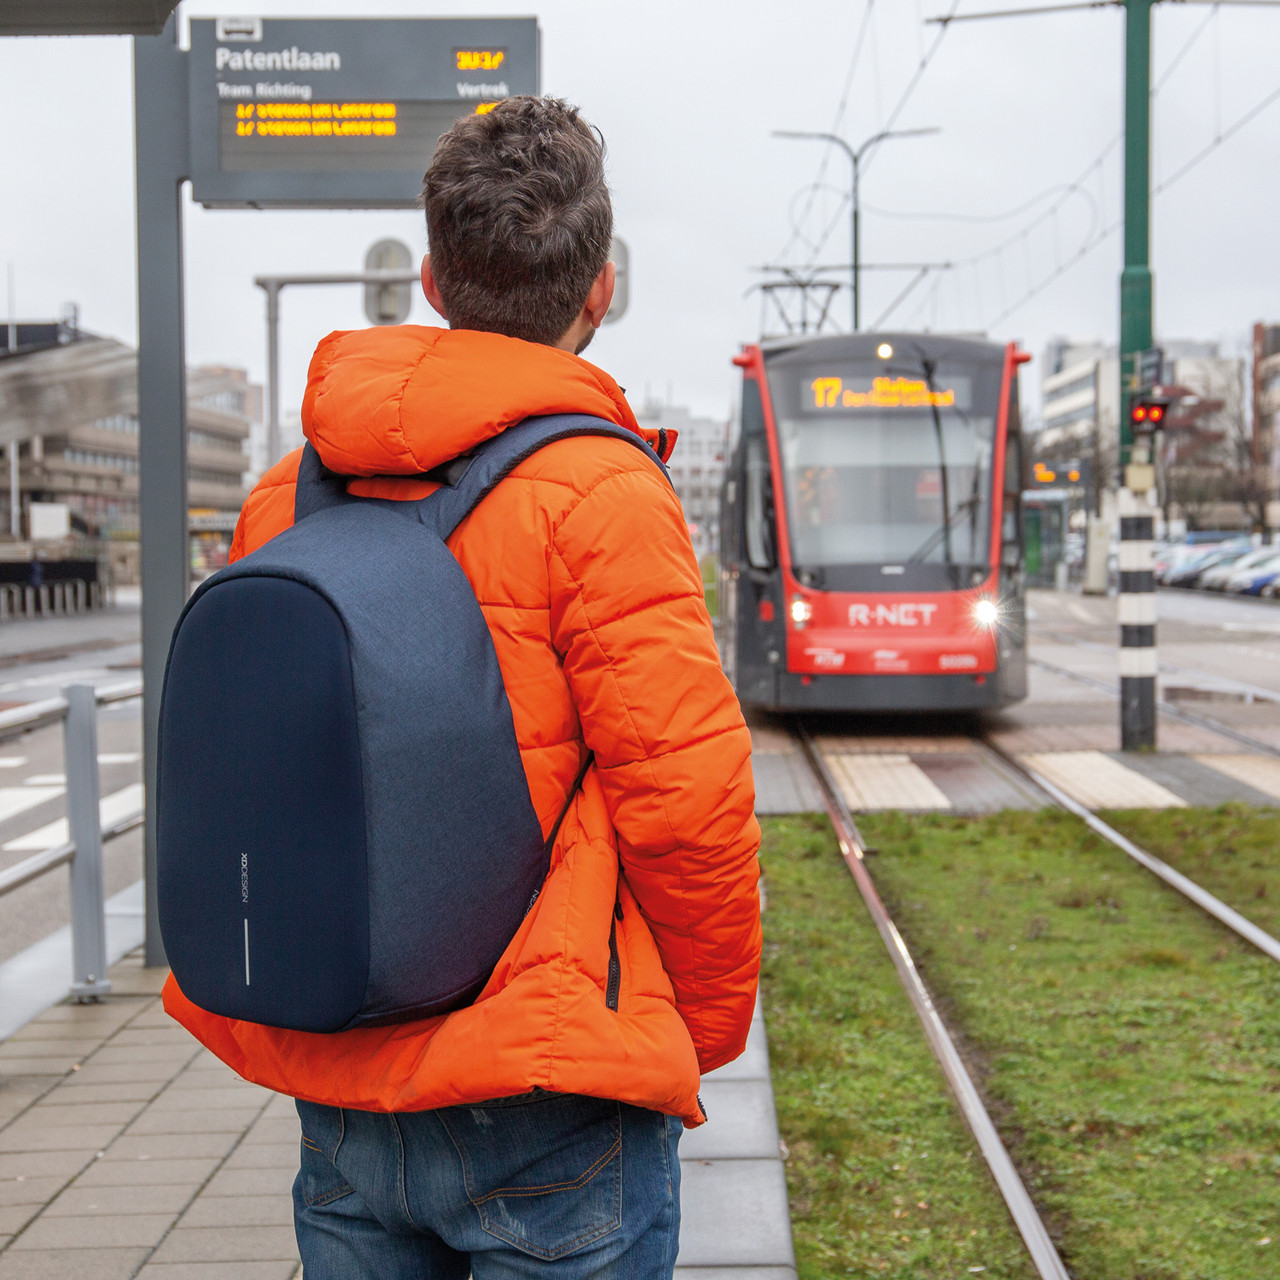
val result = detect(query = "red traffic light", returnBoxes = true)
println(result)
[1129,395,1171,429]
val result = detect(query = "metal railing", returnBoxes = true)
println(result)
[0,678,144,999]
[0,580,105,621]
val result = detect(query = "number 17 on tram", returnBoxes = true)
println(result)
[719,332,1030,713]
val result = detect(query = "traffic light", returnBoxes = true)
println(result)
[1129,394,1171,430]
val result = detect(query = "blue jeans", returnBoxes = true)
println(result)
[293,1090,682,1278]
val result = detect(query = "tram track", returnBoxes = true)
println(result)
[793,723,1073,1280]
[1029,647,1280,761]
[792,716,1280,1279]
[971,734,1280,966]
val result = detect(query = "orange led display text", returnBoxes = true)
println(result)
[233,101,398,138]
[456,49,505,70]
[810,375,957,410]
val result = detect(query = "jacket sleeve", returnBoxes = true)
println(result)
[548,455,762,1073]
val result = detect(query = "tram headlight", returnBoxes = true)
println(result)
[789,595,813,628]
[973,598,999,629]
[877,343,893,359]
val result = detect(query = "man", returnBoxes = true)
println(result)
[164,96,761,1278]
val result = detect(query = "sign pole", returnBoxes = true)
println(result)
[263,281,280,470]
[134,16,190,965]
[1118,0,1157,751]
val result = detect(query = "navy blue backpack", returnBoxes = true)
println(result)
[157,415,668,1033]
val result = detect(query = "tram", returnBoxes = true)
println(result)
[719,332,1029,712]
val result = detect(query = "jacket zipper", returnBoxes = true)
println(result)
[605,897,623,1011]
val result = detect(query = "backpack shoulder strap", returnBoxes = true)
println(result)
[418,413,672,543]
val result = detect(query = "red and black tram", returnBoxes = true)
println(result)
[719,332,1029,712]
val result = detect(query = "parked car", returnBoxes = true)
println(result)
[1155,543,1201,582]
[1227,552,1280,595]
[1200,546,1277,592]
[1164,544,1248,588]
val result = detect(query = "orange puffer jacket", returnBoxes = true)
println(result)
[163,326,761,1126]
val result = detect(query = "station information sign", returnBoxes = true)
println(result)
[187,17,539,208]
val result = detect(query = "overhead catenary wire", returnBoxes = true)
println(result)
[775,0,878,264]
[859,0,962,182]
[974,68,1280,328]
[863,11,1217,229]
[779,0,962,275]
[875,0,1257,329]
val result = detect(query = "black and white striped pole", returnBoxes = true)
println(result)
[1118,392,1168,751]
[1118,485,1157,750]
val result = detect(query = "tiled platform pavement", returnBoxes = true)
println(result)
[0,953,303,1280]
[0,952,795,1280]
[749,719,1280,815]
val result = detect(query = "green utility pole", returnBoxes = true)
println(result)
[1119,0,1154,467]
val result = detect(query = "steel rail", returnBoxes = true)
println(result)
[0,842,74,896]
[0,696,69,743]
[1042,625,1280,705]
[795,725,1072,1280]
[1029,654,1280,760]
[0,678,146,900]
[0,808,146,900]
[978,737,1280,966]
[96,678,144,706]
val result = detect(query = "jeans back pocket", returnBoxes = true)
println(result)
[438,1091,622,1260]
[296,1099,355,1208]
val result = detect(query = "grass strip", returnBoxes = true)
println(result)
[759,815,1036,1279]
[1100,804,1280,939]
[859,808,1280,1280]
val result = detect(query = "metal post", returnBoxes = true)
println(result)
[851,148,860,332]
[65,683,110,999]
[264,281,281,469]
[6,262,15,357]
[135,17,190,966]
[1118,0,1156,750]
[1119,0,1154,469]
[8,442,18,537]
[1118,487,1157,749]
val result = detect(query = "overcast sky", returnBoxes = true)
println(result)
[2,0,1278,428]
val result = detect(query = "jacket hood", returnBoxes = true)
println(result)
[301,325,652,477]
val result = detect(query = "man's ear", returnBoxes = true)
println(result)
[420,255,449,322]
[583,261,616,328]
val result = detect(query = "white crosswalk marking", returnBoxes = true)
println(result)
[2,783,145,852]
[0,786,64,824]
[1021,751,1185,809]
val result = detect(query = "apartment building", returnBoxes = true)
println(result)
[634,400,727,559]
[0,321,256,578]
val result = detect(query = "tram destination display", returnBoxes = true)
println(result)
[187,17,539,208]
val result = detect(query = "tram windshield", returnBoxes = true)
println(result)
[766,348,1005,589]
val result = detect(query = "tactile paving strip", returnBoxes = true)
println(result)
[1020,750,1186,810]
[1193,754,1280,803]
[824,753,953,811]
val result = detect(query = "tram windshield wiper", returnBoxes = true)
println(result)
[907,496,981,564]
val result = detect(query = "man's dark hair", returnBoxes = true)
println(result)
[421,97,612,346]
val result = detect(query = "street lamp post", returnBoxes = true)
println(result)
[773,126,940,330]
